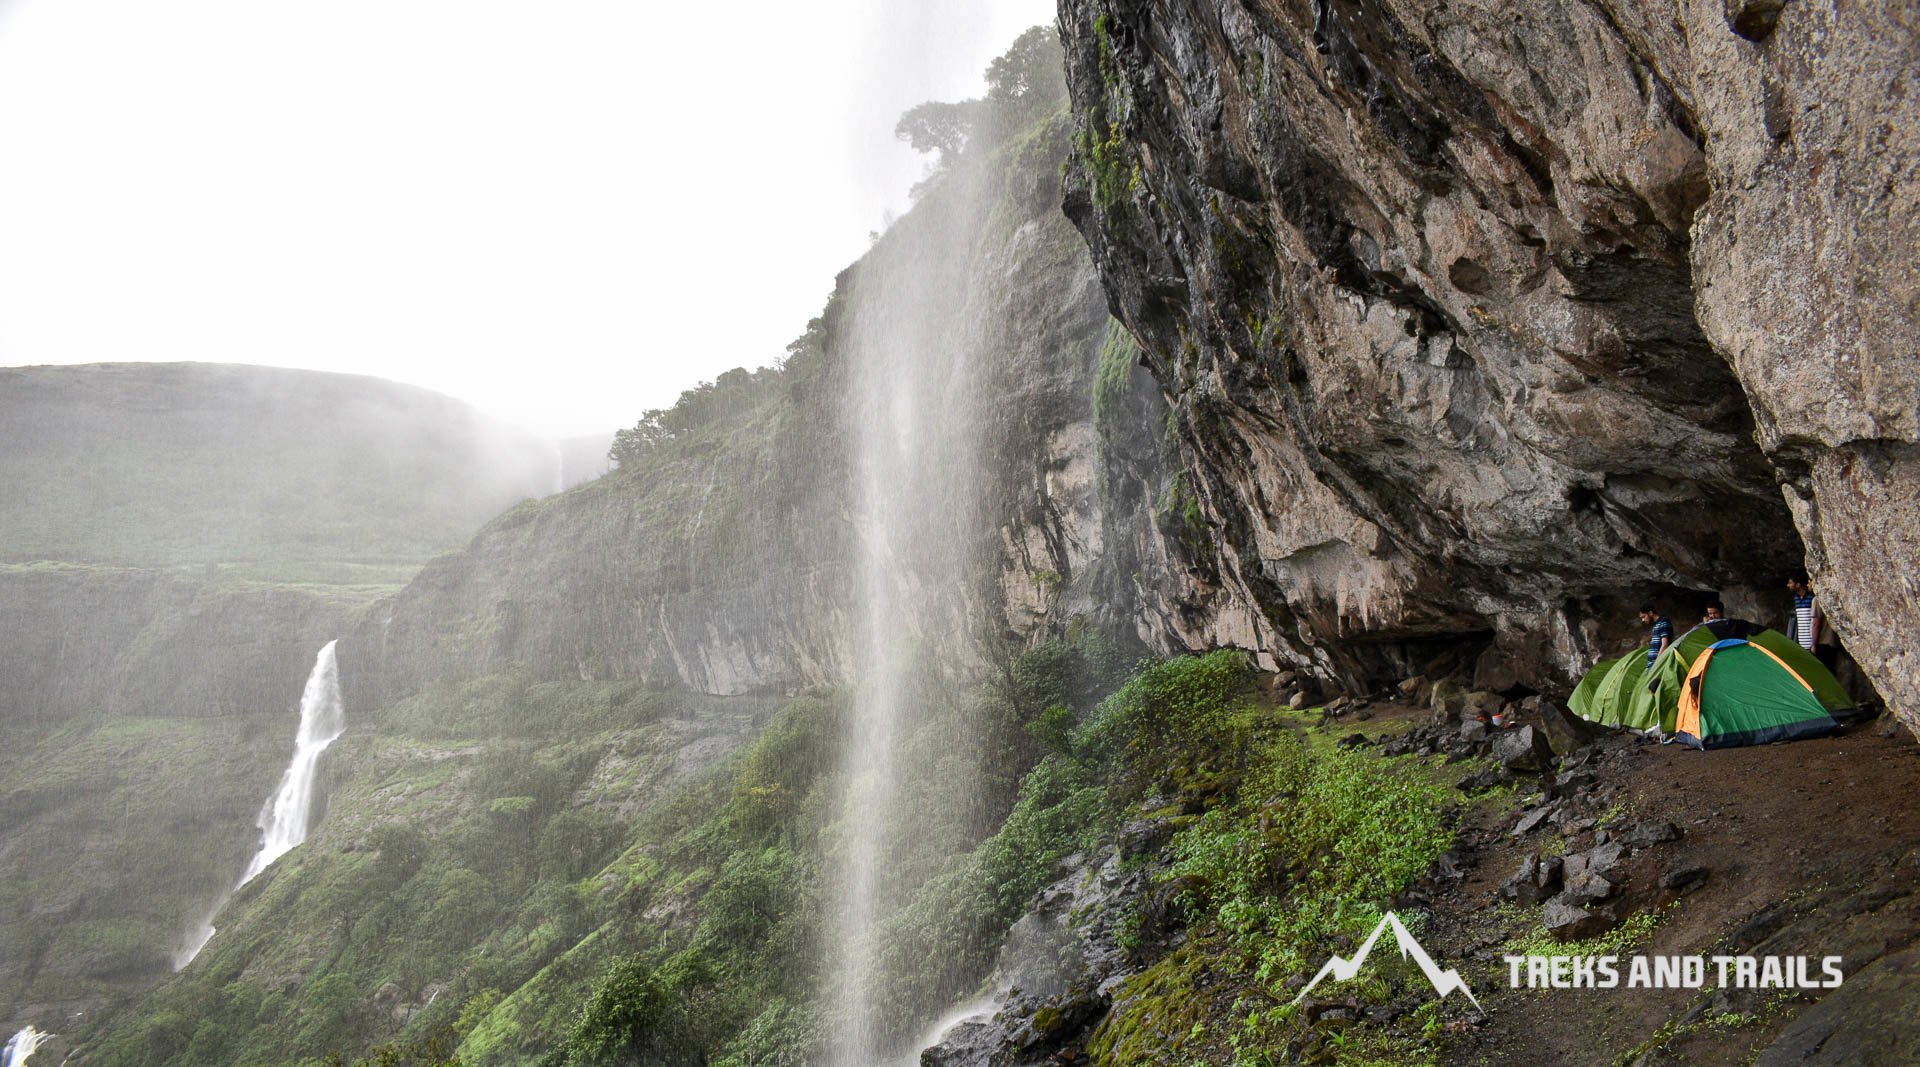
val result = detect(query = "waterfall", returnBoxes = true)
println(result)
[3,1027,46,1067]
[175,640,345,969]
[825,179,989,1065]
[240,640,346,883]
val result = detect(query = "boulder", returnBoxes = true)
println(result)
[1456,767,1506,794]
[1553,769,1596,795]
[1585,841,1627,875]
[1464,690,1505,720]
[1506,853,1563,904]
[1622,821,1682,848]
[1512,802,1559,837]
[1537,855,1565,895]
[1501,853,1540,902]
[1661,865,1710,895]
[1543,899,1615,940]
[1531,697,1602,755]
[1397,674,1431,703]
[1429,679,1469,724]
[1560,871,1616,905]
[1459,718,1488,745]
[1493,725,1555,773]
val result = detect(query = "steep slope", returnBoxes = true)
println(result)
[1057,0,1917,723]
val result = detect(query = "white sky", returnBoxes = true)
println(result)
[0,0,1057,437]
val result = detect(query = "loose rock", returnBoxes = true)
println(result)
[1493,725,1555,774]
[1661,865,1711,895]
[1622,821,1682,848]
[1560,871,1616,905]
[1533,697,1602,755]
[1513,802,1559,837]
[1544,899,1615,940]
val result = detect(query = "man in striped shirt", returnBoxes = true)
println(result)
[1786,574,1833,667]
[1639,604,1675,670]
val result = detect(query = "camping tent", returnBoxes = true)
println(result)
[1568,650,1650,729]
[1672,637,1841,748]
[1568,623,1852,741]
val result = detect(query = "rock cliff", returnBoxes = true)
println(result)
[343,118,1114,708]
[1057,0,1918,724]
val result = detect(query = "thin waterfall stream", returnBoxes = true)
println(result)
[826,175,991,1064]
[175,640,346,969]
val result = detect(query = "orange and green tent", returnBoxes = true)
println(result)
[1672,637,1841,748]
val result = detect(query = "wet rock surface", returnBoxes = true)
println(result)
[1057,0,1918,731]
[916,844,1163,1067]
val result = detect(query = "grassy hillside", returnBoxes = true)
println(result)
[0,363,562,566]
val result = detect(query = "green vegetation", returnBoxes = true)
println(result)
[73,621,1485,1067]
[70,624,1122,1067]
[551,628,1125,1066]
[892,26,1069,198]
[1502,902,1675,961]
[1073,667,1463,1067]
[1073,14,1143,220]
[1093,319,1143,438]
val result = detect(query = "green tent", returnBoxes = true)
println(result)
[1569,623,1852,735]
[1673,638,1842,749]
[1567,651,1650,728]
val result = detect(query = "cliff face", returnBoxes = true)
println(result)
[1059,0,1918,719]
[345,119,1112,708]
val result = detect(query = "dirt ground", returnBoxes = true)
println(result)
[1412,709,1920,1065]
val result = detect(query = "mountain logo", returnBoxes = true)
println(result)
[1293,911,1482,1010]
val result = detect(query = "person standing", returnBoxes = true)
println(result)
[1639,604,1675,669]
[1787,574,1839,669]
[1787,574,1822,651]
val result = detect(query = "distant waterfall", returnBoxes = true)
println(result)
[176,640,345,968]
[3,1027,46,1067]
[239,640,346,884]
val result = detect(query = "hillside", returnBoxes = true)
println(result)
[0,365,587,1038]
[0,362,562,567]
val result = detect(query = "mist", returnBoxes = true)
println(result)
[0,0,1054,437]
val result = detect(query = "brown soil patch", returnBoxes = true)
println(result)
[1432,717,1920,1065]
